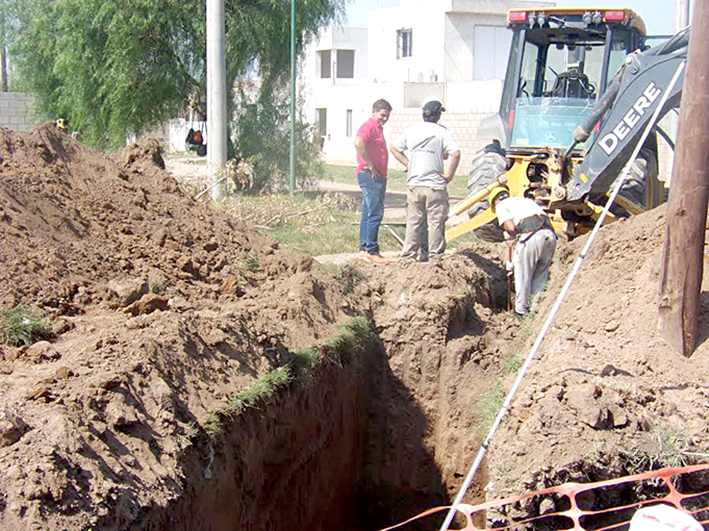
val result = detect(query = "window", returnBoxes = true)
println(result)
[336,50,355,78]
[397,29,412,58]
[318,50,331,78]
[315,108,327,137]
[606,29,633,88]
[473,26,512,80]
[346,109,352,137]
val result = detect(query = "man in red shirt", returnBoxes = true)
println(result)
[353,99,392,265]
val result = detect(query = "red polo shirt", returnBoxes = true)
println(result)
[356,118,388,178]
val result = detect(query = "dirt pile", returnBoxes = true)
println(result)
[0,124,277,311]
[0,124,364,530]
[485,205,709,514]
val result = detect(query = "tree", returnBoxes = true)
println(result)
[12,0,344,148]
[0,0,20,91]
[233,86,324,192]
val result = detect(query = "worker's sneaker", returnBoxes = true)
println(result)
[363,252,390,265]
[359,250,373,263]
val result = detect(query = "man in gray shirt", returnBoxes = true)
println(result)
[390,98,461,261]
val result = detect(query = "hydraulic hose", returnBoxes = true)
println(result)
[571,72,623,146]
[649,26,690,57]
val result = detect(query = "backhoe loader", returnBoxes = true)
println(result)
[446,8,689,242]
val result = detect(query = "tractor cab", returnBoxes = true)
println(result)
[489,8,647,154]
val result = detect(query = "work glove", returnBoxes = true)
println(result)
[506,261,513,273]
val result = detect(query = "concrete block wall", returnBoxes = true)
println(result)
[385,106,498,177]
[0,93,38,133]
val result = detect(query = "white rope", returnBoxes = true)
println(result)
[439,60,686,531]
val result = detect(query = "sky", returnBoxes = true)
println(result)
[344,1,691,37]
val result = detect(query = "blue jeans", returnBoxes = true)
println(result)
[357,170,386,254]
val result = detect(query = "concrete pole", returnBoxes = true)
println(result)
[207,0,228,201]
[659,0,709,356]
[676,0,691,30]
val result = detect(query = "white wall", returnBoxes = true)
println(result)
[302,26,374,159]
[367,2,446,85]
[309,81,404,165]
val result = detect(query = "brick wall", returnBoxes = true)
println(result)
[0,93,39,133]
[385,106,499,177]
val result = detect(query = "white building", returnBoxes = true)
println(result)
[302,0,554,172]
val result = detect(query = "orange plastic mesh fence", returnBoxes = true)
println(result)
[381,464,709,531]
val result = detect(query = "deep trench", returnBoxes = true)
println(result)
[139,257,513,531]
[140,335,454,531]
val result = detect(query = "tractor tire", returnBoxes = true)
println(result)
[466,144,510,242]
[613,144,660,212]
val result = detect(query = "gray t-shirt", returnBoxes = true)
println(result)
[393,122,460,189]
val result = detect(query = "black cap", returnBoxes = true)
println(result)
[423,100,445,117]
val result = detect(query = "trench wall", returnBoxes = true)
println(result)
[136,263,503,531]
[142,358,366,531]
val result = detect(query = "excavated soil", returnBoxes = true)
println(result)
[0,123,707,531]
[486,206,709,514]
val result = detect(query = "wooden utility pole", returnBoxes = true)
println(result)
[659,0,709,357]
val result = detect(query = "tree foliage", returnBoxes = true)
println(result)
[233,87,324,192]
[12,0,344,148]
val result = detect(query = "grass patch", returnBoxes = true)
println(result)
[315,263,367,295]
[623,423,700,472]
[323,164,469,198]
[226,367,292,415]
[241,253,260,273]
[222,192,400,256]
[321,316,373,367]
[518,311,535,342]
[0,305,50,346]
[288,347,321,374]
[201,316,375,438]
[479,382,506,435]
[446,230,488,250]
[503,354,522,375]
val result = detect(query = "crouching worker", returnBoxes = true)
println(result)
[490,186,557,318]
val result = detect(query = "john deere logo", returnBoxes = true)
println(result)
[599,82,662,155]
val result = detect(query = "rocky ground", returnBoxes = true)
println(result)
[0,124,707,530]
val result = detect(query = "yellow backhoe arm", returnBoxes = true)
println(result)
[445,177,507,242]
[445,208,497,241]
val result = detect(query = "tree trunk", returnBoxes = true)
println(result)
[1,22,7,92]
[2,45,8,93]
[658,0,709,356]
